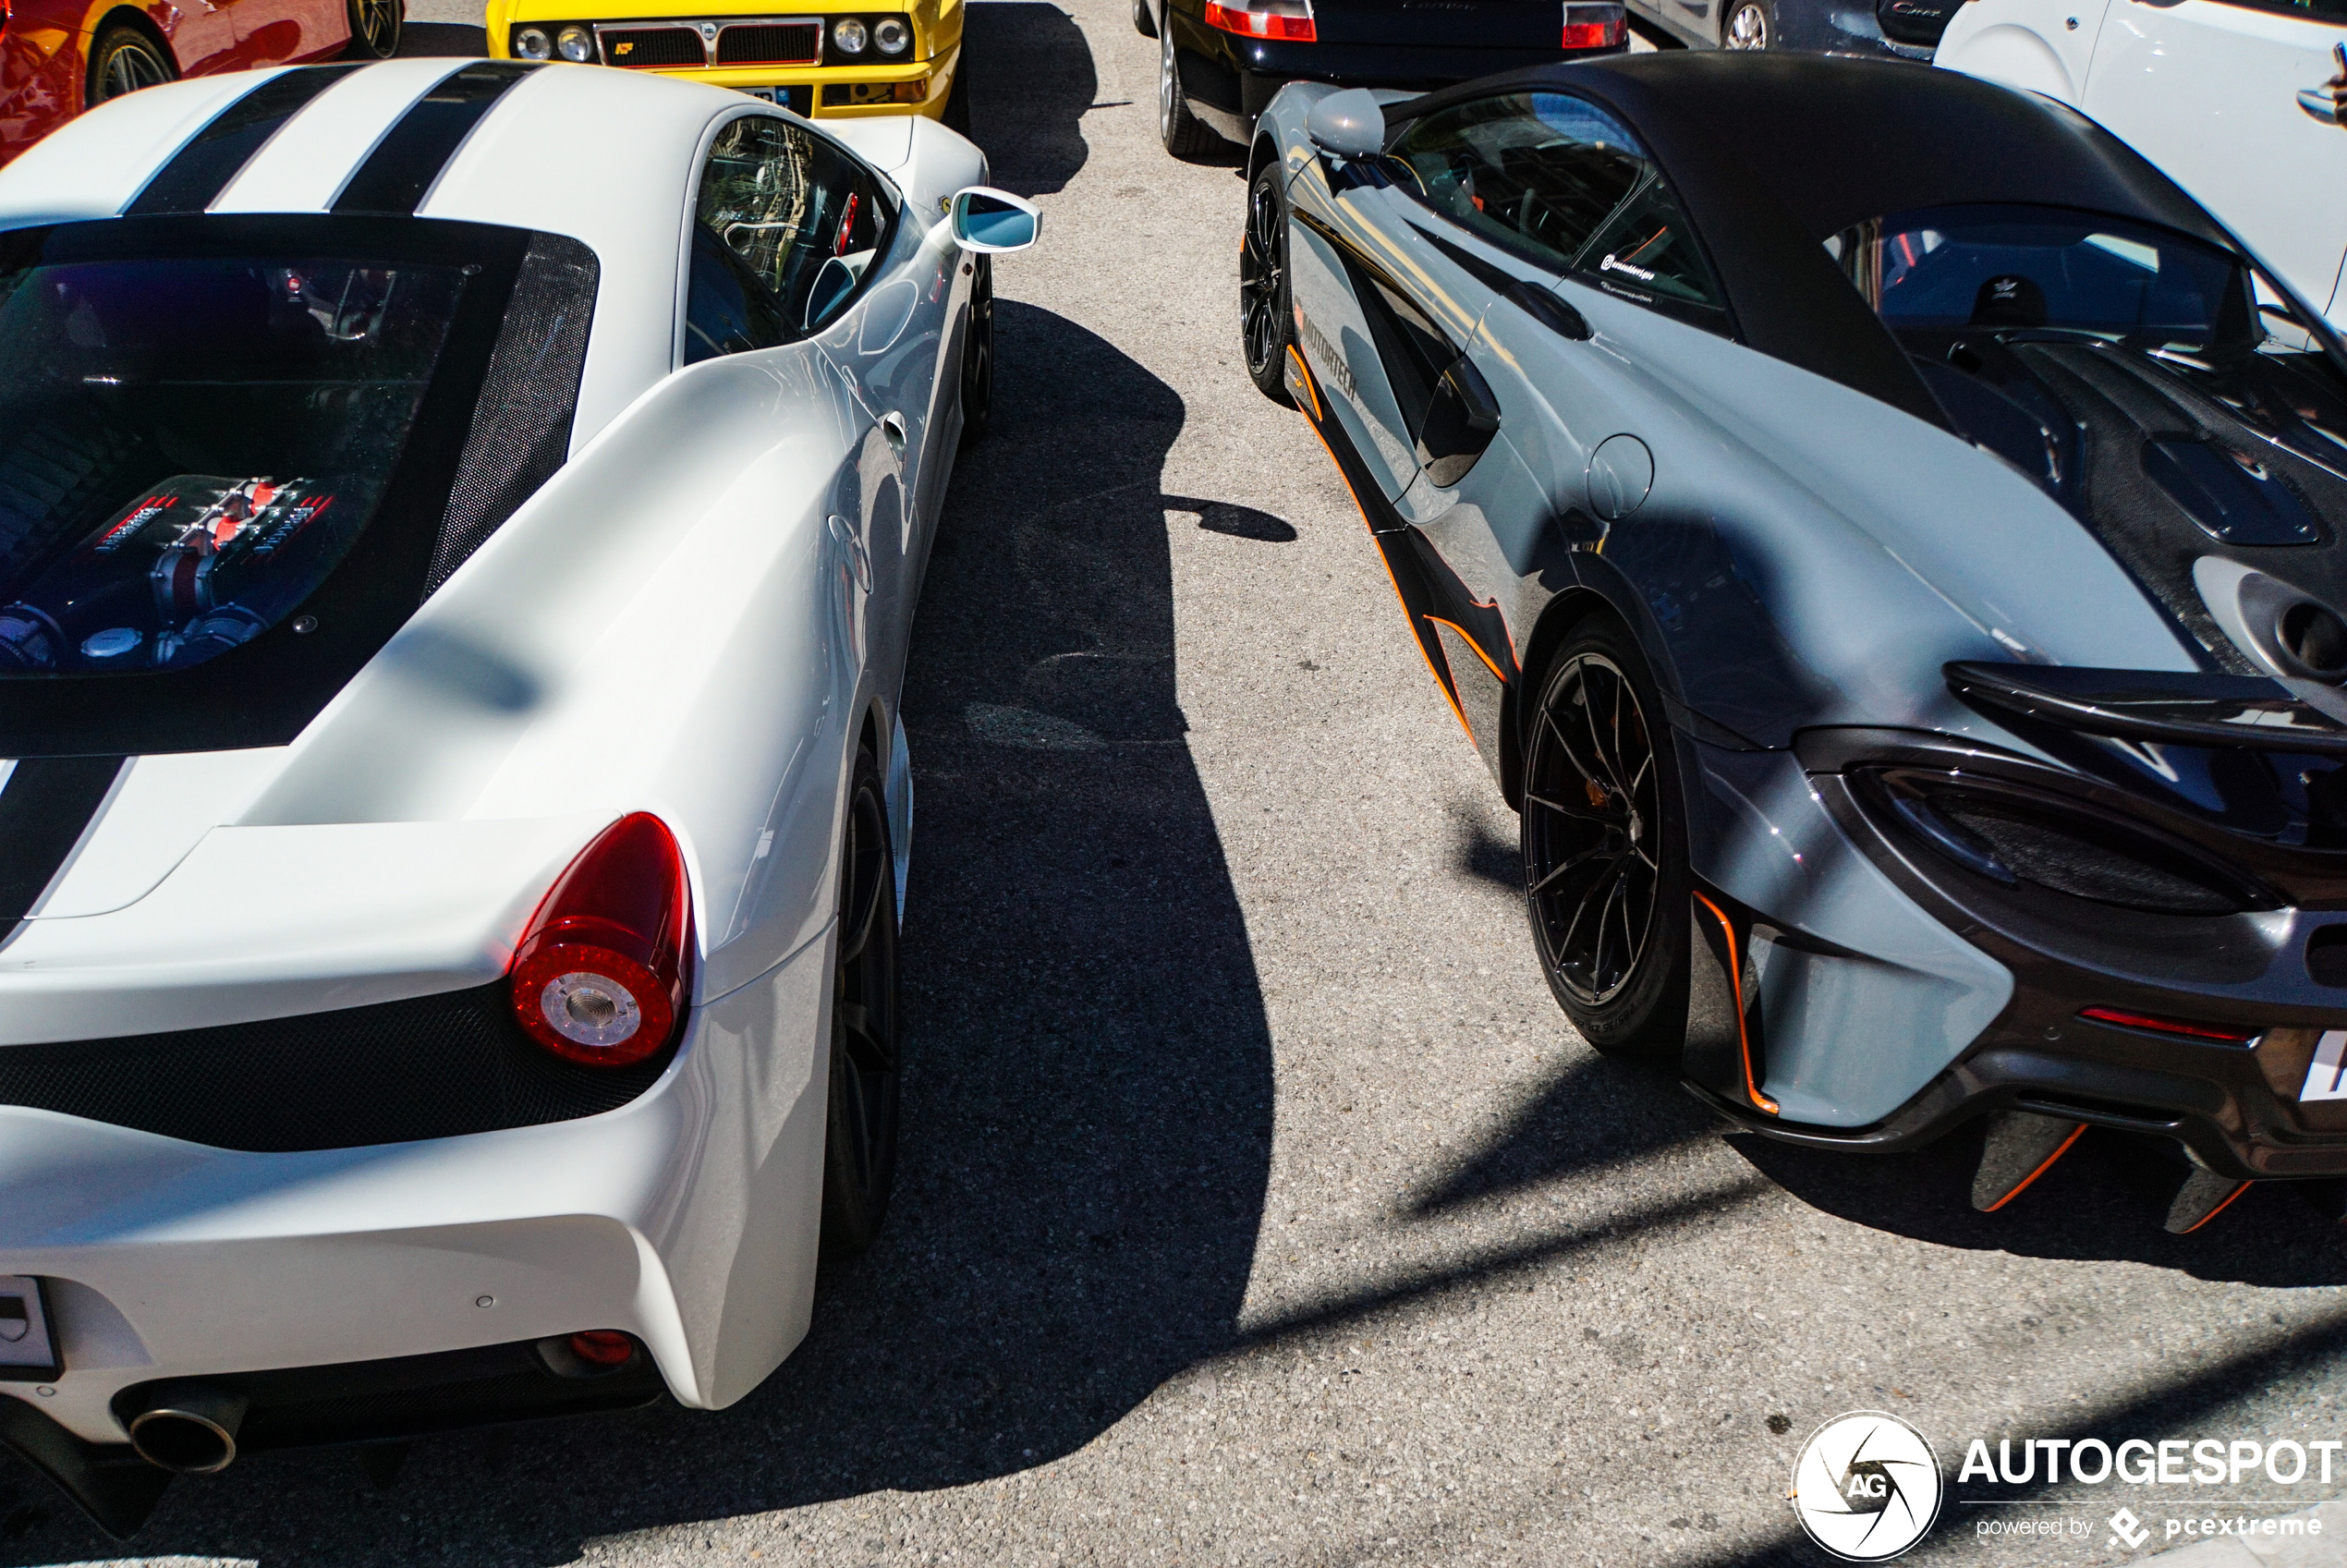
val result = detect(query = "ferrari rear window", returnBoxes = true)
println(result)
[0,253,466,675]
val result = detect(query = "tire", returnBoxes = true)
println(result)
[1158,20,1221,159]
[1520,614,1691,1062]
[1239,160,1296,407]
[957,253,994,449]
[345,0,403,58]
[86,25,174,106]
[1133,0,1158,37]
[1721,0,1770,47]
[819,746,904,1258]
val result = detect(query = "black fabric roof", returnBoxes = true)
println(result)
[1384,53,2238,429]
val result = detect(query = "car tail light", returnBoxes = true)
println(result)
[2077,1007,2259,1047]
[509,814,694,1068]
[1204,0,1315,42]
[1563,1,1625,46]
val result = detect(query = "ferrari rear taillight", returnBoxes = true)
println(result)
[1204,0,1315,42]
[509,814,694,1069]
[1563,1,1625,46]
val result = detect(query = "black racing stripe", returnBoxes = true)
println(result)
[333,62,537,216]
[125,66,369,217]
[0,756,128,926]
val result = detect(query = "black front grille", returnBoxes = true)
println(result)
[601,25,705,65]
[716,21,820,62]
[0,983,673,1152]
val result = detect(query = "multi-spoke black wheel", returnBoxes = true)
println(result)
[345,0,403,59]
[958,254,993,449]
[87,26,173,105]
[821,747,903,1258]
[1521,615,1691,1059]
[1240,162,1295,407]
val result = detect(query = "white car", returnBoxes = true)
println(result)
[1938,0,2347,325]
[0,57,1035,1536]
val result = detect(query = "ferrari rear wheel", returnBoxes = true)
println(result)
[87,26,173,105]
[1241,162,1296,407]
[1159,24,1221,158]
[958,253,993,448]
[1522,614,1691,1061]
[820,746,903,1258]
[345,0,403,59]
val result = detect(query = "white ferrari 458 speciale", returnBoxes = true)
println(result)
[0,56,1036,1534]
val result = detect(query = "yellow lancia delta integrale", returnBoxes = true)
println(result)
[488,0,963,121]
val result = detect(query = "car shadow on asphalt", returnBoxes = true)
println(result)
[0,304,1276,1566]
[1731,1122,2347,1287]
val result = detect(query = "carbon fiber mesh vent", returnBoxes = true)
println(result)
[0,982,670,1151]
[422,232,599,595]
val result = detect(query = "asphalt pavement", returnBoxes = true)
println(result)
[7,9,2347,1567]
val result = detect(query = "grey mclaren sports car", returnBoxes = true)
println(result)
[1244,54,2347,1234]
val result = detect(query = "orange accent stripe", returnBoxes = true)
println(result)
[1294,398,1474,744]
[2181,1178,2254,1234]
[1692,890,1777,1116]
[1287,343,1322,421]
[1426,614,1508,683]
[1980,1122,2086,1212]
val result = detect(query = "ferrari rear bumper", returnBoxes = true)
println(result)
[0,926,833,1528]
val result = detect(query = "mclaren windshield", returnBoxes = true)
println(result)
[0,250,466,675]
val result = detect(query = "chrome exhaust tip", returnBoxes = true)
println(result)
[127,1385,249,1475]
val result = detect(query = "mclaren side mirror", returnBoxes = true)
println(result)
[947,187,1041,253]
[1306,88,1385,161]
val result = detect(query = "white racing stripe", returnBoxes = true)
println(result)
[211,57,472,215]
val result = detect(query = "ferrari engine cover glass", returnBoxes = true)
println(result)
[0,253,467,675]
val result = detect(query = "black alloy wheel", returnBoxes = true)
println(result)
[958,253,994,447]
[345,0,403,58]
[1240,162,1296,407]
[1521,614,1691,1060]
[1158,19,1220,157]
[1722,0,1770,47]
[1133,0,1158,37]
[820,746,904,1258]
[87,25,173,105]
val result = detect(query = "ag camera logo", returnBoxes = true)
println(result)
[1790,1411,1944,1562]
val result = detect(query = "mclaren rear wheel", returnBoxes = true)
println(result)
[1240,161,1296,407]
[958,253,994,448]
[87,25,173,105]
[1522,614,1691,1061]
[1159,24,1221,158]
[820,745,904,1258]
[345,0,403,59]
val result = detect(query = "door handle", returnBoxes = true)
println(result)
[2301,42,2347,126]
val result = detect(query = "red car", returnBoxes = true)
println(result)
[0,0,405,166]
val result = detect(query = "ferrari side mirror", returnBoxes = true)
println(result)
[947,187,1041,253]
[1306,89,1385,161]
